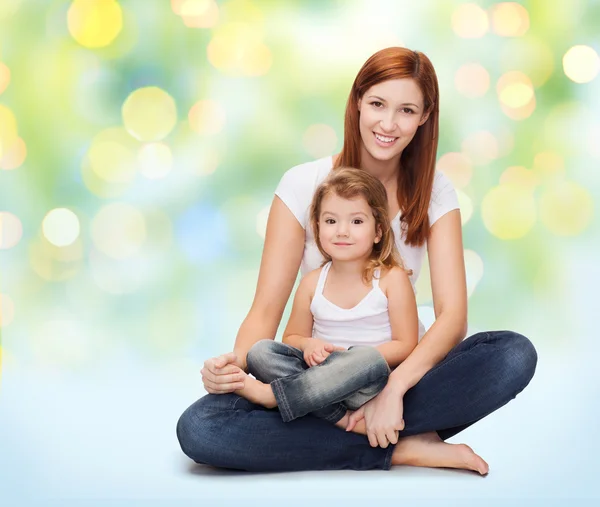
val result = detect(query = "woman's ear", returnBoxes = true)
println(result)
[419,109,431,126]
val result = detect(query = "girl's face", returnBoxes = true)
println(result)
[318,192,381,262]
[357,78,429,165]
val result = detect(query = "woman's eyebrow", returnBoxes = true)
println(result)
[367,95,420,108]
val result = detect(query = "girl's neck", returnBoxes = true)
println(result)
[329,258,369,282]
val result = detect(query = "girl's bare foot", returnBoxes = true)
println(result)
[334,411,367,434]
[236,375,277,409]
[392,431,489,475]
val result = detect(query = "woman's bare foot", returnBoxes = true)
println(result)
[392,431,489,475]
[235,374,277,409]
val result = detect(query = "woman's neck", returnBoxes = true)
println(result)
[359,145,401,185]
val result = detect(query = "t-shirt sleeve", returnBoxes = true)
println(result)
[274,163,318,229]
[428,171,460,225]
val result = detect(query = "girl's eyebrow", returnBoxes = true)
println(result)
[322,211,369,217]
[367,95,420,108]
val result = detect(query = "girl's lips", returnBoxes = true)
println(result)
[373,131,398,147]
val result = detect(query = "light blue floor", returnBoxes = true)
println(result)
[0,341,597,506]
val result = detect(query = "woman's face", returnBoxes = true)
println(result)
[357,78,429,165]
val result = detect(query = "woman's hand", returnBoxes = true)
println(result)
[346,385,405,448]
[201,352,246,394]
[303,338,345,367]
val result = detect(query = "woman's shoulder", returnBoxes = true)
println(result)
[279,156,333,187]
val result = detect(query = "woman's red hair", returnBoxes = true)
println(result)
[334,47,440,246]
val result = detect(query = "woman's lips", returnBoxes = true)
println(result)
[373,131,398,147]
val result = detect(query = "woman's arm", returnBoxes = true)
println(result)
[375,267,419,368]
[201,196,305,394]
[388,209,467,394]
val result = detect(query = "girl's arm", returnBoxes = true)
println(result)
[375,267,419,368]
[387,209,467,395]
[281,270,317,351]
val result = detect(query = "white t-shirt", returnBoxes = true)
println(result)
[274,155,460,338]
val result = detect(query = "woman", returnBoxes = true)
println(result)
[176,47,537,474]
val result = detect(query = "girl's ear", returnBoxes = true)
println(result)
[374,225,382,243]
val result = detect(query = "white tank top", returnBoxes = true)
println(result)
[310,261,392,349]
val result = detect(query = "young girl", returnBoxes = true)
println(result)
[236,167,419,431]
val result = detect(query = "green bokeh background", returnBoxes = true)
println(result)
[0,0,598,378]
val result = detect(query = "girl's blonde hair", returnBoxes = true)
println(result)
[309,167,411,283]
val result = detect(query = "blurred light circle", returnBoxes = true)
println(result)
[181,0,219,28]
[91,202,146,259]
[451,3,488,38]
[256,205,270,239]
[0,62,10,95]
[0,211,22,249]
[539,181,593,236]
[481,185,536,239]
[207,23,272,76]
[490,2,529,37]
[497,71,536,120]
[42,208,81,247]
[171,0,186,14]
[461,131,499,166]
[436,152,472,189]
[0,137,26,170]
[563,45,600,84]
[29,237,82,281]
[0,104,18,157]
[456,189,473,225]
[464,249,484,298]
[454,63,490,98]
[138,143,173,179]
[122,87,178,142]
[499,166,538,192]
[497,71,534,107]
[302,124,337,159]
[188,100,226,135]
[88,139,137,183]
[500,36,554,88]
[500,94,536,120]
[0,293,15,327]
[533,151,564,180]
[67,0,123,48]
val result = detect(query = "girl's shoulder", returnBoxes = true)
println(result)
[299,266,324,300]
[377,265,411,294]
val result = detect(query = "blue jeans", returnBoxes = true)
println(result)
[177,330,537,471]
[246,340,390,423]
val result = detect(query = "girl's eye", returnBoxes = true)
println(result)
[325,218,336,224]
[352,219,363,224]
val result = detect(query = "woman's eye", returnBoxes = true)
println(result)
[402,107,415,114]
[371,101,383,108]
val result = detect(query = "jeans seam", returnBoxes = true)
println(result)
[271,378,294,422]
[384,445,394,470]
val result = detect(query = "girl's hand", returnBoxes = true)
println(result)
[346,385,405,448]
[303,338,345,367]
[201,352,246,394]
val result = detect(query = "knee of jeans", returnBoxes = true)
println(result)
[348,346,390,378]
[246,339,277,376]
[176,405,213,464]
[501,332,538,391]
